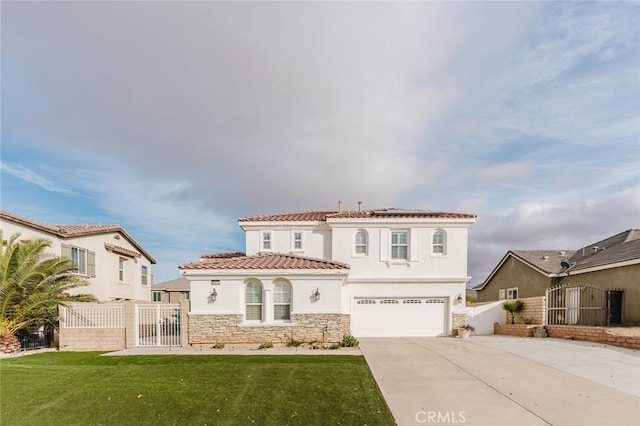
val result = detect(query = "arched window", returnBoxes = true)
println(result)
[273,280,292,321]
[245,280,263,321]
[354,230,368,255]
[432,230,446,254]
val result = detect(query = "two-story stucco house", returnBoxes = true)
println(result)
[179,206,476,344]
[1,210,155,301]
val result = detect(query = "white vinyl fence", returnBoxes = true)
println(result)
[60,303,125,328]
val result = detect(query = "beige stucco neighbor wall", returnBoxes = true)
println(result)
[188,313,350,345]
[562,263,640,325]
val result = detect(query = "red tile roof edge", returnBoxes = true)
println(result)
[0,210,156,264]
[179,252,350,271]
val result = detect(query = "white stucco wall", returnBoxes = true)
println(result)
[187,273,345,318]
[1,218,152,301]
[243,225,332,258]
[330,224,470,279]
[465,301,505,335]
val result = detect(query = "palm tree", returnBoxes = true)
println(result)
[0,231,96,353]
[503,299,524,324]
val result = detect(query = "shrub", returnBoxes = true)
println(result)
[328,343,340,350]
[258,342,273,350]
[211,343,225,349]
[341,334,359,348]
[287,339,303,347]
[503,300,525,324]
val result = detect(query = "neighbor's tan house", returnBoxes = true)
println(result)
[474,229,640,325]
[1,210,156,301]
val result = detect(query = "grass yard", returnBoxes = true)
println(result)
[0,352,394,426]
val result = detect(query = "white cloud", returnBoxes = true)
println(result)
[1,2,638,282]
[0,162,75,195]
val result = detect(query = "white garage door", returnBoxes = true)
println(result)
[353,298,446,337]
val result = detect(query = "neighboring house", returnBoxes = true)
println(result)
[179,205,476,342]
[474,229,640,325]
[1,210,155,301]
[151,277,191,303]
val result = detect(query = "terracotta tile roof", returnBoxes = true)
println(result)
[199,251,246,259]
[58,224,122,236]
[239,208,476,222]
[0,210,156,264]
[180,253,350,271]
[104,243,142,258]
[239,211,337,222]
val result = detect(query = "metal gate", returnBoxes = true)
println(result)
[136,304,182,347]
[546,284,622,326]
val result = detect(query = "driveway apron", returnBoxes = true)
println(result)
[359,337,640,426]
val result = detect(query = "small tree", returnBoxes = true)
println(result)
[503,299,524,324]
[1,232,96,353]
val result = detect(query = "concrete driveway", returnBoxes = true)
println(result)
[359,336,640,426]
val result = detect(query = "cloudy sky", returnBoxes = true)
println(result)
[2,1,639,285]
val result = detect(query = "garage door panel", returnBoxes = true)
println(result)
[354,298,446,337]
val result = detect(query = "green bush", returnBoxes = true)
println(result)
[503,300,525,324]
[258,342,274,350]
[328,343,340,350]
[287,339,304,347]
[211,343,225,349]
[341,334,359,348]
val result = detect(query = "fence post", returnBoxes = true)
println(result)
[180,299,189,349]
[124,300,137,349]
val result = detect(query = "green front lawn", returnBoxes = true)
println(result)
[1,352,394,425]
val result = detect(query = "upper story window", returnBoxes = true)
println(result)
[273,280,292,321]
[391,231,408,260]
[152,291,163,302]
[62,244,96,277]
[245,280,263,321]
[293,231,303,250]
[179,291,190,300]
[262,232,272,251]
[141,266,148,285]
[432,230,446,255]
[354,230,368,255]
[507,287,518,300]
[118,258,125,281]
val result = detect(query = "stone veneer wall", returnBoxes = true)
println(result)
[452,312,467,336]
[188,313,350,345]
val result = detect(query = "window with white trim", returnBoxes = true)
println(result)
[507,287,518,300]
[262,232,272,250]
[391,231,408,260]
[354,230,368,255]
[62,245,96,276]
[141,266,148,285]
[498,289,506,300]
[179,291,189,300]
[273,280,292,321]
[432,230,446,254]
[118,258,125,281]
[293,232,303,250]
[152,291,162,302]
[245,280,263,321]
